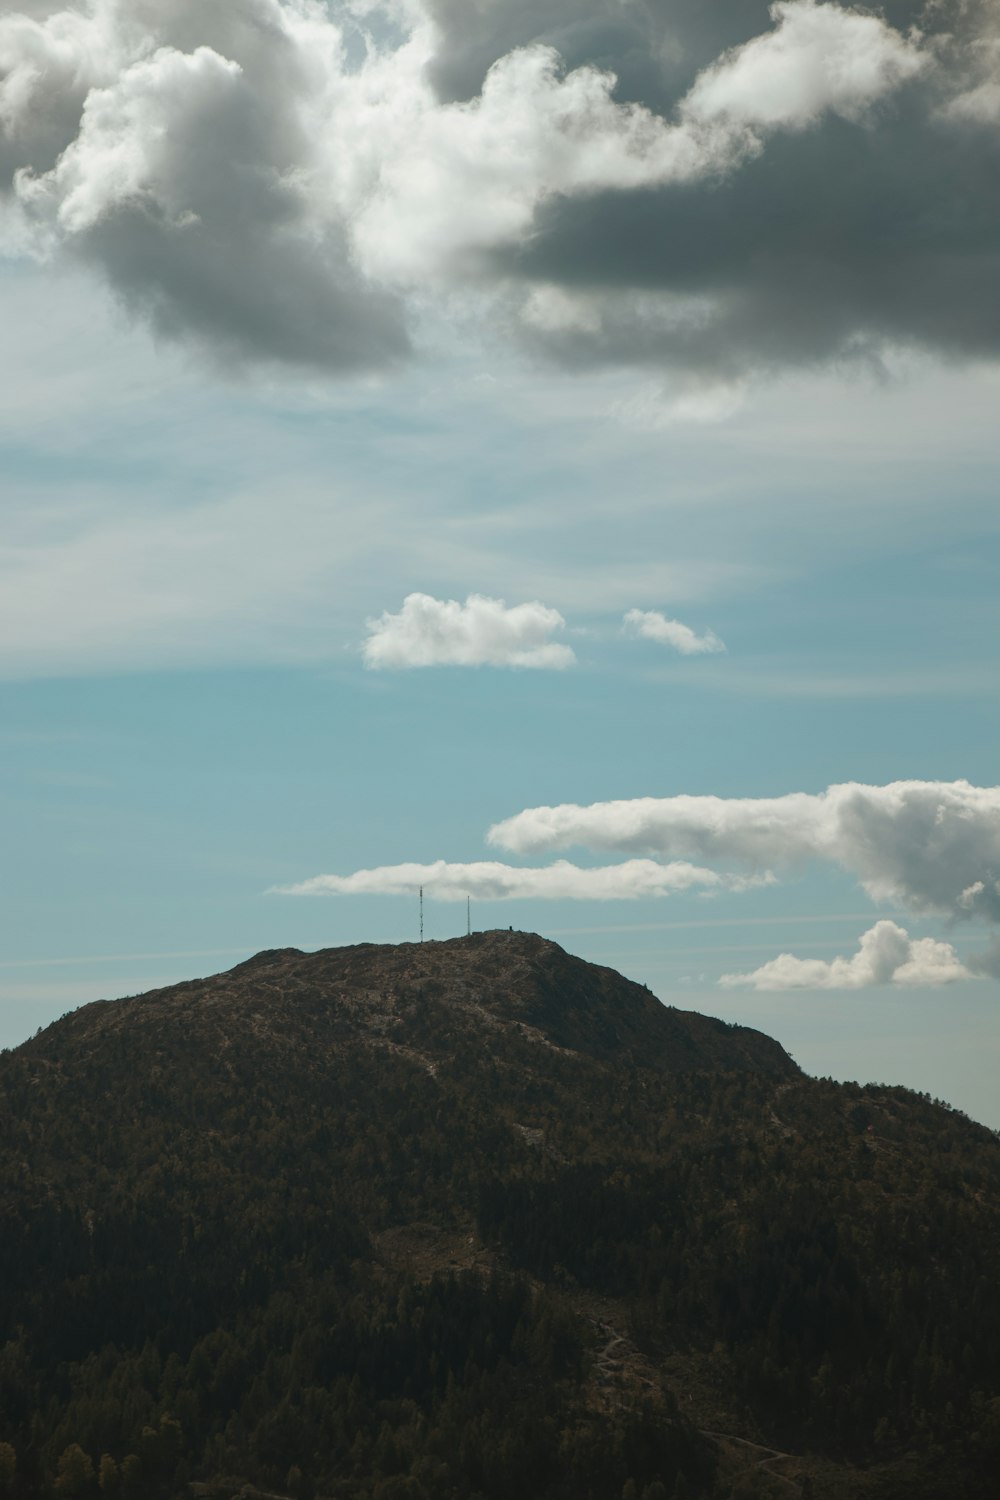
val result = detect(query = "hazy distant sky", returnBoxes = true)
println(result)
[2,0,999,1126]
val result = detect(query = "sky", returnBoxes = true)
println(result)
[1,0,999,1127]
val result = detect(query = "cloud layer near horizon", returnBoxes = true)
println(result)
[720,919,971,990]
[1,0,997,376]
[275,857,771,901]
[489,780,1000,924]
[273,780,1000,989]
[362,593,575,669]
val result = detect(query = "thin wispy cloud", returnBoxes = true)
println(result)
[489,780,1000,924]
[624,608,725,656]
[720,920,971,990]
[546,912,894,937]
[0,948,249,970]
[0,482,394,678]
[362,593,575,670]
[274,858,772,901]
[0,0,995,378]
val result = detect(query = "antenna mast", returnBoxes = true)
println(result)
[466,894,471,937]
[419,886,424,943]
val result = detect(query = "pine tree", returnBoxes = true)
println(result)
[54,1444,94,1498]
[98,1455,119,1496]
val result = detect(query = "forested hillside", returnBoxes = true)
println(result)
[0,932,997,1500]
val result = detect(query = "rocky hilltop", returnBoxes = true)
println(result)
[58,929,797,1081]
[0,934,997,1500]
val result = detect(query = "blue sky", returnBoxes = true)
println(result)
[2,0,999,1127]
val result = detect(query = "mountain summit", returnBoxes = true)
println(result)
[0,934,997,1500]
[71,929,797,1081]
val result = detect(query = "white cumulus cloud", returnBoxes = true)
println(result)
[275,858,772,901]
[624,607,725,655]
[362,592,575,670]
[719,920,971,990]
[489,780,1000,923]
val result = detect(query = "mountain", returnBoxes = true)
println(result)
[0,931,997,1500]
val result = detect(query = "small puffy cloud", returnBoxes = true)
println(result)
[681,0,925,132]
[489,780,1000,924]
[624,607,725,656]
[275,857,772,901]
[719,920,971,990]
[943,76,1000,124]
[362,592,575,670]
[609,379,748,429]
[941,20,1000,124]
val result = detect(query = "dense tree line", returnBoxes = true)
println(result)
[0,1260,711,1500]
[475,1074,1000,1472]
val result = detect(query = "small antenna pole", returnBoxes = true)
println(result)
[466,894,471,937]
[419,886,424,943]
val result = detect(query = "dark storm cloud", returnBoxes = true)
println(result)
[510,104,1000,376]
[1,0,997,376]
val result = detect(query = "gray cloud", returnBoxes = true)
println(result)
[431,0,1000,373]
[1,0,408,370]
[510,109,1000,377]
[2,0,997,375]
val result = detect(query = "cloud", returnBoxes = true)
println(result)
[2,1,410,369]
[624,607,725,655]
[719,919,971,990]
[274,857,772,901]
[967,940,1000,981]
[362,592,575,669]
[489,780,1000,923]
[352,4,922,285]
[2,0,996,377]
[679,0,924,132]
[486,1,1000,379]
[941,15,1000,124]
